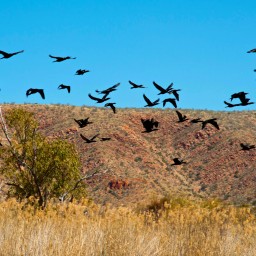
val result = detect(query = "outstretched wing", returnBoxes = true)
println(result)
[88,94,101,101]
[38,89,45,99]
[128,80,137,87]
[80,134,90,142]
[175,110,183,121]
[153,81,165,93]
[143,94,152,105]
[166,83,174,91]
[0,50,8,57]
[49,54,59,59]
[172,90,180,101]
[210,120,219,130]
[91,134,99,141]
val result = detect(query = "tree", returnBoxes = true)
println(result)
[0,107,88,208]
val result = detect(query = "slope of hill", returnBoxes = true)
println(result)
[0,104,255,206]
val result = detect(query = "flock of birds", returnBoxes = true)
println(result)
[0,49,255,166]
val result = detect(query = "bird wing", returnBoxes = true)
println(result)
[0,50,8,56]
[143,94,152,105]
[166,83,174,91]
[153,81,165,92]
[210,120,219,130]
[224,101,234,107]
[88,94,101,101]
[128,80,137,87]
[175,110,183,121]
[91,134,99,141]
[169,98,177,108]
[39,90,45,99]
[49,54,59,59]
[172,91,179,101]
[110,104,116,113]
[173,158,180,164]
[67,86,71,93]
[80,134,90,142]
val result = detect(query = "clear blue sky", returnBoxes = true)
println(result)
[1,0,256,110]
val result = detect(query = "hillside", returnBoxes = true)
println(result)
[0,104,255,206]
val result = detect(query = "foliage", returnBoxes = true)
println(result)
[0,108,86,208]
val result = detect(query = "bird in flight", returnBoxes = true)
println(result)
[105,102,116,113]
[153,81,173,94]
[143,94,160,107]
[74,118,93,128]
[240,143,255,150]
[75,69,89,75]
[26,88,45,99]
[0,50,24,59]
[224,101,241,108]
[49,54,76,62]
[141,118,159,133]
[175,110,188,122]
[171,158,187,165]
[88,93,110,103]
[163,98,177,108]
[80,133,99,143]
[58,84,71,93]
[96,83,120,95]
[247,48,256,53]
[202,118,219,130]
[128,80,146,89]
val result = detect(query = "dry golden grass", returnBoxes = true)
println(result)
[0,198,256,256]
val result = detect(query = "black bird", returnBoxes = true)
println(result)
[80,133,99,143]
[239,97,254,106]
[75,69,89,75]
[143,94,160,107]
[58,84,70,93]
[175,110,188,122]
[163,98,177,108]
[230,92,248,102]
[128,80,146,89]
[26,88,45,99]
[247,48,256,53]
[88,93,110,103]
[96,83,120,95]
[171,158,187,165]
[153,81,173,94]
[202,118,219,130]
[169,89,181,101]
[141,118,159,133]
[49,54,76,62]
[0,50,24,59]
[74,118,92,128]
[240,143,255,150]
[105,102,116,113]
[190,118,202,123]
[101,137,111,141]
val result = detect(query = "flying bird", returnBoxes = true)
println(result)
[105,102,116,113]
[58,84,70,93]
[74,118,92,128]
[75,69,89,75]
[171,158,187,165]
[26,88,45,99]
[163,98,177,108]
[247,48,256,53]
[88,93,110,103]
[143,94,160,107]
[202,118,219,130]
[175,110,188,122]
[95,83,120,95]
[141,118,159,133]
[240,143,255,150]
[153,81,173,94]
[0,50,24,59]
[49,54,76,62]
[128,80,146,89]
[80,133,99,143]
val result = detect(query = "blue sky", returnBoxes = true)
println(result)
[1,0,256,110]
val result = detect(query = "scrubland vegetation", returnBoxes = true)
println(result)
[0,197,256,256]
